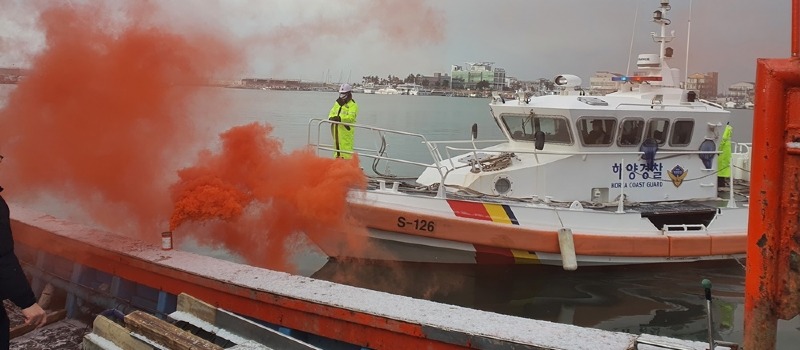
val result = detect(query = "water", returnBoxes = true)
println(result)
[3,85,797,347]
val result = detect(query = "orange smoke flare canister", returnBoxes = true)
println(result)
[161,231,173,250]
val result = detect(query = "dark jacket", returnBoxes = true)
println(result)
[0,188,36,309]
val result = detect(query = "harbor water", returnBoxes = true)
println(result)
[2,85,798,348]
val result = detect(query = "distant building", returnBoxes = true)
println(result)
[450,62,504,90]
[414,72,450,89]
[589,71,623,96]
[241,78,302,89]
[727,81,755,104]
[685,72,719,99]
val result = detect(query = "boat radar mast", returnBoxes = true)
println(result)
[614,0,681,88]
[649,0,679,87]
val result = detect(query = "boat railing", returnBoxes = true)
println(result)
[308,118,453,180]
[733,142,752,154]
[441,145,721,169]
[660,224,708,233]
[731,142,752,181]
[699,99,725,109]
[614,102,719,111]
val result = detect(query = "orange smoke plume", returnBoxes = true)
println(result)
[0,0,405,274]
[169,123,367,270]
[0,2,240,238]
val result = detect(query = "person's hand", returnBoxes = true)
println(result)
[330,116,341,122]
[21,303,46,328]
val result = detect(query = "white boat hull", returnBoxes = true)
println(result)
[307,189,748,267]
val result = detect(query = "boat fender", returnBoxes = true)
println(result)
[557,228,578,271]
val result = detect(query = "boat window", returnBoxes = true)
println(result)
[618,119,644,147]
[501,114,535,141]
[578,117,616,146]
[669,120,694,146]
[645,119,670,145]
[536,116,572,144]
[500,113,571,144]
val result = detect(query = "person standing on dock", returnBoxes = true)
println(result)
[0,155,46,349]
[328,83,359,159]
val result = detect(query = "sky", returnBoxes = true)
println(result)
[0,0,793,88]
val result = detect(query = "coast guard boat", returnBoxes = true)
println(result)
[308,0,751,269]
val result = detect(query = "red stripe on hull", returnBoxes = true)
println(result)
[474,245,516,264]
[447,200,491,221]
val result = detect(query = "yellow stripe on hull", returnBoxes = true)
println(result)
[483,203,513,224]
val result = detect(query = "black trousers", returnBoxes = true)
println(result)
[0,304,9,350]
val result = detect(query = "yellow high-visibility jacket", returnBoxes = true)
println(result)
[718,124,733,178]
[328,99,358,159]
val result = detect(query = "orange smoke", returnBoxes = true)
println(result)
[238,0,446,76]
[169,123,367,270]
[0,2,239,237]
[0,0,427,275]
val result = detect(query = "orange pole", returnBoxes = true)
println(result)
[794,0,799,57]
[743,1,800,345]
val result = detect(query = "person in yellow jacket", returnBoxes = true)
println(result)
[328,83,359,159]
[717,123,733,187]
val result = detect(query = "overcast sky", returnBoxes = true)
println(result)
[0,0,792,88]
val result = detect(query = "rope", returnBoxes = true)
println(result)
[471,152,517,172]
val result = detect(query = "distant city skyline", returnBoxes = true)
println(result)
[0,1,791,89]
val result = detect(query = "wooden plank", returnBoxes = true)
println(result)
[37,283,56,309]
[81,335,108,350]
[90,315,151,350]
[172,293,319,350]
[9,309,66,339]
[124,310,222,350]
[177,292,216,324]
[216,308,320,350]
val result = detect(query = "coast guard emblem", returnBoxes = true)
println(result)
[668,165,687,187]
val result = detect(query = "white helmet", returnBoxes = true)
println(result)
[339,83,352,93]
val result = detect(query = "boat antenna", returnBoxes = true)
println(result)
[625,1,641,76]
[684,0,693,84]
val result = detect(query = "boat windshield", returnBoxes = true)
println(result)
[501,113,571,144]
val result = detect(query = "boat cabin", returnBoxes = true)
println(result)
[417,59,731,207]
